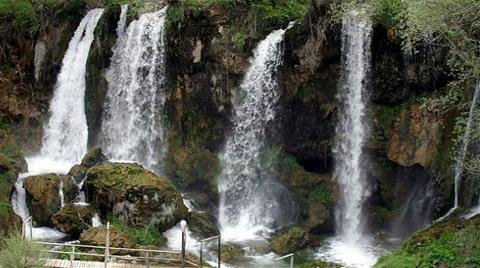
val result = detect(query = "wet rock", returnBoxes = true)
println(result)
[24,174,77,226]
[80,225,136,253]
[220,243,245,264]
[68,148,108,182]
[52,203,97,237]
[86,163,188,231]
[187,211,219,238]
[270,227,310,255]
[387,104,442,167]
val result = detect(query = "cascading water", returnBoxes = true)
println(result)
[317,11,378,268]
[11,8,104,240]
[98,7,168,172]
[218,23,296,242]
[438,80,480,221]
[333,11,372,242]
[463,80,480,219]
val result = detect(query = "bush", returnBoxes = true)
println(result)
[0,232,46,268]
[375,224,480,267]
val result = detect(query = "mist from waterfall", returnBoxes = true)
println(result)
[317,11,378,268]
[218,24,296,242]
[11,8,104,241]
[98,7,168,173]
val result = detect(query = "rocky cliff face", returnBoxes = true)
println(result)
[0,0,473,244]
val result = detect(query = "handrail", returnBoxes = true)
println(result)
[274,253,294,268]
[199,234,221,268]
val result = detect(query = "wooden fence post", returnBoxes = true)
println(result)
[104,221,110,268]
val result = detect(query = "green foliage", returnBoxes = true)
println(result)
[377,105,401,130]
[0,232,46,268]
[0,202,10,216]
[250,0,309,26]
[375,225,480,267]
[370,0,404,27]
[0,0,37,33]
[232,30,247,49]
[306,186,330,203]
[107,214,166,246]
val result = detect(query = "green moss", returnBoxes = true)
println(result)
[376,104,401,130]
[375,217,480,267]
[107,213,166,246]
[88,163,175,193]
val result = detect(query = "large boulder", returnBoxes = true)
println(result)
[220,243,246,264]
[387,104,442,167]
[270,227,310,255]
[69,148,108,182]
[86,163,188,231]
[52,203,97,237]
[187,211,219,239]
[24,174,77,226]
[80,225,136,253]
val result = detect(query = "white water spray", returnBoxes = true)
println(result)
[334,11,372,243]
[218,23,296,242]
[11,9,104,240]
[318,11,376,268]
[99,7,168,172]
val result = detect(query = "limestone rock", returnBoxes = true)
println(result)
[69,148,108,182]
[86,163,188,231]
[387,104,442,167]
[270,227,309,255]
[220,243,245,264]
[24,174,77,226]
[80,225,136,253]
[187,211,218,238]
[52,204,97,237]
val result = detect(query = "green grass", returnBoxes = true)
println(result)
[0,232,47,268]
[107,214,166,246]
[0,0,37,33]
[375,225,480,267]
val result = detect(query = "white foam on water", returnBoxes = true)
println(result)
[317,237,387,268]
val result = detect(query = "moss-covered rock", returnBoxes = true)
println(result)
[24,174,77,226]
[80,225,136,253]
[298,260,342,268]
[52,204,97,237]
[220,243,245,264]
[270,227,310,255]
[375,215,480,268]
[68,148,108,182]
[86,163,188,231]
[187,211,219,239]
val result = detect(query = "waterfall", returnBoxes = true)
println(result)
[333,11,372,243]
[218,23,296,242]
[438,80,480,221]
[98,7,168,172]
[317,11,378,268]
[40,8,105,163]
[11,9,104,240]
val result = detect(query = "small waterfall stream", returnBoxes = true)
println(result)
[438,80,480,221]
[218,24,296,242]
[11,8,104,240]
[99,7,168,173]
[317,11,379,268]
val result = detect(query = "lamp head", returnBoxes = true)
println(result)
[180,220,187,232]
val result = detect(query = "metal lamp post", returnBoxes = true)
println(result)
[180,220,187,268]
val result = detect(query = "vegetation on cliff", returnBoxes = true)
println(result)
[375,215,480,267]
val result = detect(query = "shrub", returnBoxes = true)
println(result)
[0,232,46,268]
